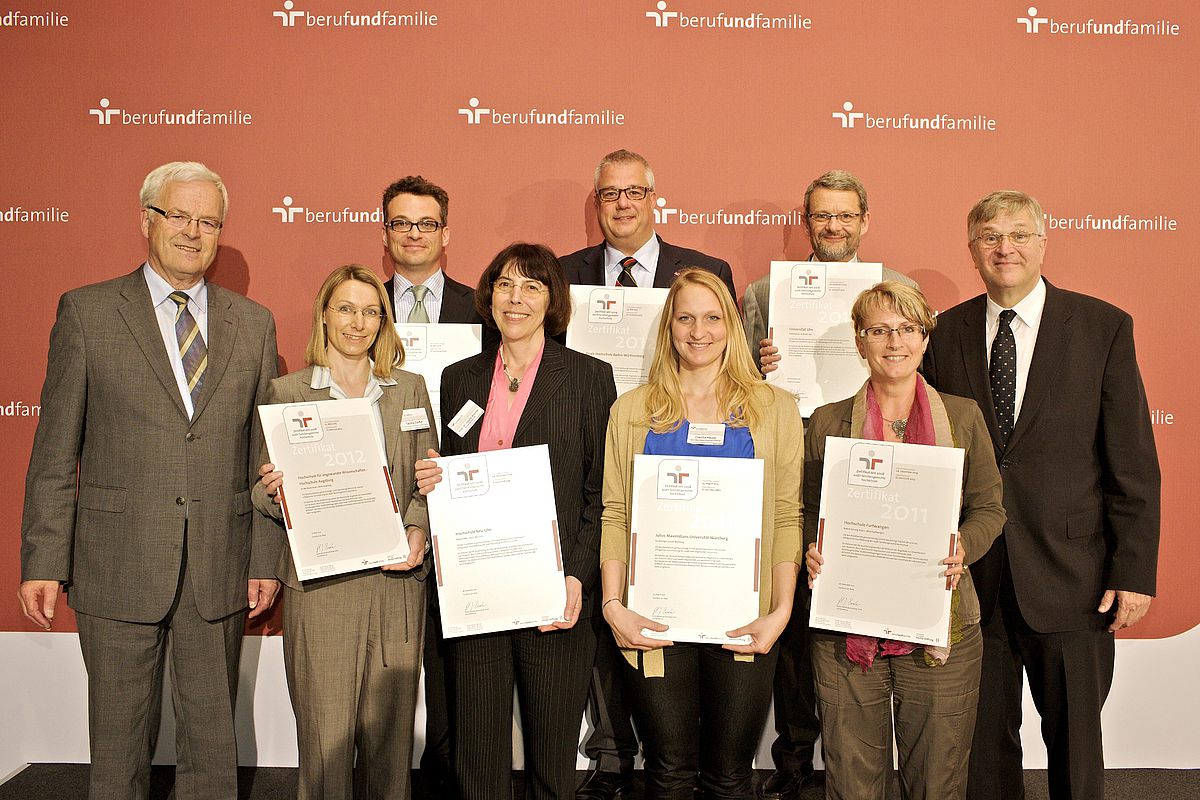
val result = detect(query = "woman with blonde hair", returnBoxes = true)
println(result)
[254,264,436,800]
[600,268,804,799]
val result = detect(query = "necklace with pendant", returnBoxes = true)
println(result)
[500,346,521,393]
[884,416,908,441]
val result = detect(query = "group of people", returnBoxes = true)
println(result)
[18,151,1160,800]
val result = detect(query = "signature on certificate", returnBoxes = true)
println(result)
[836,596,863,612]
[464,600,489,615]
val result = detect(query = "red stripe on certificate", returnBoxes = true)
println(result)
[383,467,399,513]
[946,532,958,591]
[817,518,825,553]
[433,535,443,587]
[629,532,638,587]
[279,487,292,530]
[551,520,563,572]
[753,538,761,592]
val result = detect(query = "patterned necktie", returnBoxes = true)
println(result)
[990,309,1017,445]
[407,284,430,323]
[168,291,207,407]
[616,256,639,288]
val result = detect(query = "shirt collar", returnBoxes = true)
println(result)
[986,277,1046,328]
[604,234,661,273]
[142,262,207,312]
[392,269,445,300]
[808,252,860,263]
[310,362,397,402]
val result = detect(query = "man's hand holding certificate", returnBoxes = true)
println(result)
[566,285,667,396]
[810,437,964,647]
[259,397,410,580]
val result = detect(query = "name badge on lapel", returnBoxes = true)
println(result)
[401,408,431,431]
[448,400,484,438]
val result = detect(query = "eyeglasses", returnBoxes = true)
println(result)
[384,218,444,233]
[807,212,862,225]
[596,185,651,203]
[147,206,222,235]
[327,304,383,321]
[858,324,926,342]
[970,231,1044,249]
[493,278,548,296]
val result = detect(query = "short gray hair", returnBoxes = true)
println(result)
[139,161,228,219]
[593,149,655,191]
[967,190,1045,239]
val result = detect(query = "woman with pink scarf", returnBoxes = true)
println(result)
[805,281,1005,800]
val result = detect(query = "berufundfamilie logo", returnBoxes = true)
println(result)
[457,97,625,126]
[285,405,324,444]
[448,457,491,498]
[272,1,438,28]
[1043,210,1179,233]
[272,196,383,224]
[653,196,807,227]
[848,443,893,488]
[789,263,827,300]
[657,459,699,501]
[645,1,811,30]
[88,98,252,126]
[1,205,69,223]
[1015,6,1180,36]
[832,101,997,132]
[0,9,68,26]
[393,325,429,360]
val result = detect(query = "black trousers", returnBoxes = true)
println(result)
[967,559,1115,800]
[624,643,779,800]
[766,581,821,772]
[582,614,640,774]
[449,622,596,800]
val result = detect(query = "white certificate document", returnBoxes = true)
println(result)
[393,322,482,432]
[627,454,764,645]
[258,397,409,580]
[427,444,567,637]
[810,437,965,647]
[566,285,668,396]
[765,261,884,417]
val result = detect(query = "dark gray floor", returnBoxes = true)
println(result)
[2,765,1199,799]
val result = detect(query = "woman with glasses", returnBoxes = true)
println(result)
[253,264,436,800]
[416,242,616,799]
[804,281,1005,799]
[599,268,803,799]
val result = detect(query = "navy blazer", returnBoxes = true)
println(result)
[558,235,737,302]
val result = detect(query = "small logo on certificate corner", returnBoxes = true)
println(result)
[848,443,893,487]
[394,325,428,360]
[588,288,626,323]
[284,404,324,444]
[657,459,699,500]
[789,263,827,299]
[448,457,491,498]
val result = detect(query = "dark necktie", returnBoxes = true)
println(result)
[616,256,639,288]
[990,309,1017,445]
[168,291,207,408]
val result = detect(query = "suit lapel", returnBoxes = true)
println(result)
[652,237,680,288]
[192,285,238,421]
[459,348,494,452]
[1005,282,1070,453]
[581,244,606,285]
[514,339,567,444]
[117,270,188,419]
[957,295,1003,449]
[376,378,404,472]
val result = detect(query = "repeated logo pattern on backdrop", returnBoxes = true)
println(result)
[0,2,1193,648]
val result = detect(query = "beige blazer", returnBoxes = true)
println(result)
[251,365,439,591]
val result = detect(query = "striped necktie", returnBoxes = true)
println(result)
[408,284,431,323]
[168,291,207,407]
[617,256,639,288]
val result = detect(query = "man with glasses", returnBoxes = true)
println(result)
[559,149,736,300]
[18,161,280,800]
[745,170,916,800]
[379,174,486,798]
[923,190,1160,800]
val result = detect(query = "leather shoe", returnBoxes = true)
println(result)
[577,769,635,799]
[758,766,820,800]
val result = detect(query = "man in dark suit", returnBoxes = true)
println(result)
[18,161,280,800]
[923,190,1160,800]
[558,149,736,301]
[378,174,482,798]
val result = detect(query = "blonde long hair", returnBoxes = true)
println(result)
[641,268,766,433]
[305,264,404,378]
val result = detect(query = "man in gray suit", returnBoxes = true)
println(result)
[18,161,281,800]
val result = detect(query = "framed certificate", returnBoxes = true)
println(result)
[393,322,482,432]
[765,261,884,416]
[628,454,764,645]
[809,436,964,647]
[258,397,409,580]
[427,444,567,637]
[566,285,668,396]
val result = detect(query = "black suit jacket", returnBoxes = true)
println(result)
[922,280,1160,633]
[438,338,616,617]
[384,270,497,348]
[558,235,737,301]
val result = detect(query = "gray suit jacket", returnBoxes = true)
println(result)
[251,365,439,590]
[742,262,917,371]
[21,268,280,623]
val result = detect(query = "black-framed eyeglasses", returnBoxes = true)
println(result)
[596,185,651,203]
[858,324,926,341]
[147,206,222,235]
[807,212,862,225]
[384,218,444,233]
[970,231,1043,249]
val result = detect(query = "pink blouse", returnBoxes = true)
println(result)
[478,343,544,452]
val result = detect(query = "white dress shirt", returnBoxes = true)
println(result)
[603,236,661,288]
[392,269,446,323]
[143,263,208,419]
[309,363,396,453]
[985,277,1046,424]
